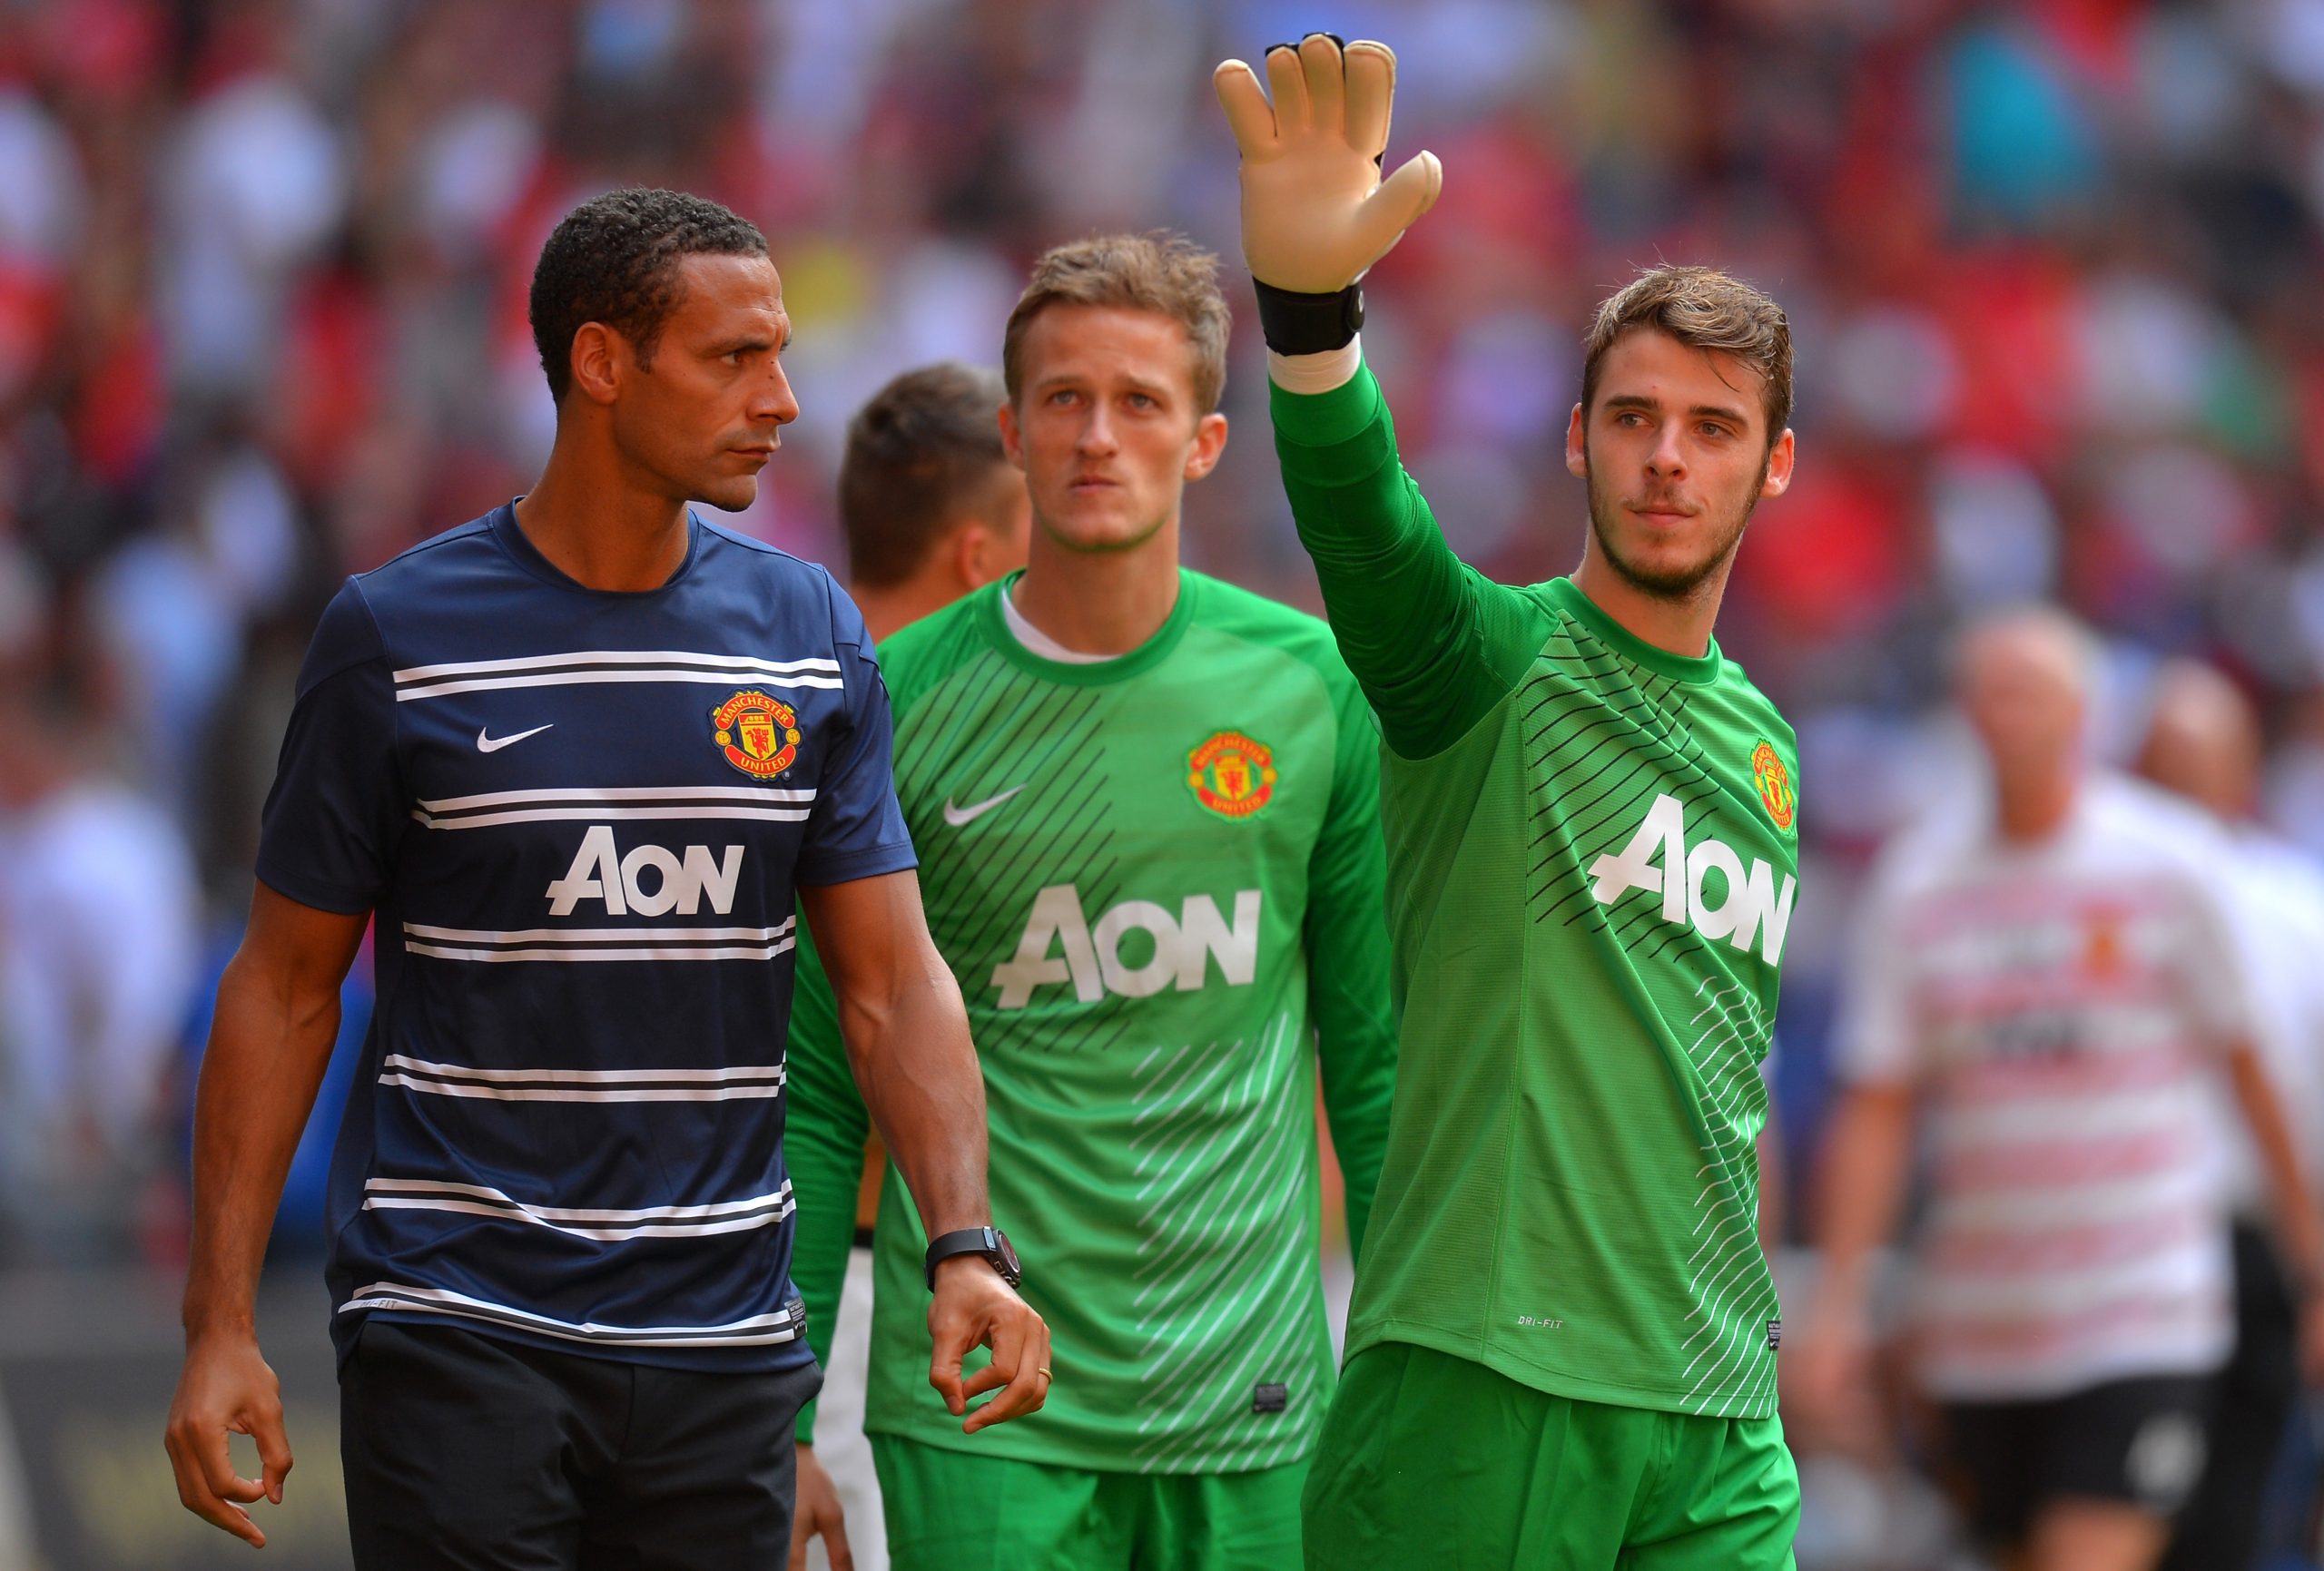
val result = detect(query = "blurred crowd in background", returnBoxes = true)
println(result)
[7,0,2324,1566]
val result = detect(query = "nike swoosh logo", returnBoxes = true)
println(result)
[942,785,1028,828]
[477,723,555,753]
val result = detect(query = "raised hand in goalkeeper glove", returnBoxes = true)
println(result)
[1213,34,1442,353]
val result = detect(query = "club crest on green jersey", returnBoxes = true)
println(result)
[1750,740,1796,833]
[1187,730,1276,819]
[1588,794,1797,966]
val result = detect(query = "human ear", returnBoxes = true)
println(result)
[1759,428,1796,499]
[1184,412,1230,482]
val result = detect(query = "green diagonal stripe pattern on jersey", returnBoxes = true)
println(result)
[1268,365,1798,1424]
[783,570,1400,1475]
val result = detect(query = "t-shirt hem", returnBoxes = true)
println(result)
[1347,1321,1777,1421]
[1267,365,1380,449]
[793,840,919,888]
[862,1414,1318,1476]
[334,1304,822,1378]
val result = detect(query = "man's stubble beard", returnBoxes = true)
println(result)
[1582,444,1767,604]
[1032,492,1172,557]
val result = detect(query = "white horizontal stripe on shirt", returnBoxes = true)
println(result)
[400,939,797,965]
[392,650,842,683]
[378,1075,788,1100]
[396,670,842,702]
[1929,1169,2212,1232]
[402,919,795,946]
[1919,1241,2225,1322]
[1929,1085,2194,1152]
[361,1178,795,1241]
[411,805,812,830]
[377,1056,789,1099]
[381,1055,787,1085]
[338,1281,802,1346]
[417,785,818,813]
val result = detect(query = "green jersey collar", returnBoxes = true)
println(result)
[980,568,1198,685]
[1544,576,1724,686]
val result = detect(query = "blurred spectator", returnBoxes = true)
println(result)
[2137,659,2324,1571]
[1798,610,2324,1571]
[0,676,198,1264]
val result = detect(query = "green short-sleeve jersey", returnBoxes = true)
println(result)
[784,569,1398,1474]
[1268,365,1799,1422]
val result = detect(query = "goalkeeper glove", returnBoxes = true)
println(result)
[1213,34,1443,354]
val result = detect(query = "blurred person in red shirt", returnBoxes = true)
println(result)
[1798,609,2324,1571]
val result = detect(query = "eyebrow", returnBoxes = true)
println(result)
[1029,369,1174,398]
[1602,392,1749,424]
[709,328,784,357]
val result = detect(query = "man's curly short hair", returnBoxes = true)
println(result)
[529,189,767,403]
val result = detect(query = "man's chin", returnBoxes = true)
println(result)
[694,476,760,514]
[1038,506,1164,555]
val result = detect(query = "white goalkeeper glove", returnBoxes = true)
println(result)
[1214,34,1442,352]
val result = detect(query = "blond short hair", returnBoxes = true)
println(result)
[1582,265,1793,437]
[1002,232,1231,415]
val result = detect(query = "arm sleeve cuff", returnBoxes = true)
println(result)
[793,840,919,889]
[1267,350,1379,448]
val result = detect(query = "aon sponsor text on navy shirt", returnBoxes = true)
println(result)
[255,504,915,1370]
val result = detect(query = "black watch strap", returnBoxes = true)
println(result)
[1252,278,1364,356]
[924,1226,1022,1291]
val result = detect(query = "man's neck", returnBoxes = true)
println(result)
[513,434,693,593]
[1994,766,2079,843]
[1009,518,1181,657]
[1571,541,1727,660]
[851,579,969,645]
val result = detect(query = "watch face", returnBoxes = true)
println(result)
[993,1229,1023,1282]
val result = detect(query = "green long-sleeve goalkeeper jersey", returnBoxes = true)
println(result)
[784,568,1398,1474]
[1269,364,1798,1421]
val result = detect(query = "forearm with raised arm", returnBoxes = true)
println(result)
[1269,363,1548,761]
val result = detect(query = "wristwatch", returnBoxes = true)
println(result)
[924,1226,1022,1291]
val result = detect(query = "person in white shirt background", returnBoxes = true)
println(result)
[1797,607,2324,1571]
[2135,658,2324,1571]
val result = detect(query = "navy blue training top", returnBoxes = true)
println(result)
[255,503,915,1371]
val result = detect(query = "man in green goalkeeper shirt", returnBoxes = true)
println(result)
[784,231,1398,1570]
[1216,35,1804,1567]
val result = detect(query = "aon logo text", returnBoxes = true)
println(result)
[546,826,744,917]
[1588,794,1796,966]
[991,886,1260,1009]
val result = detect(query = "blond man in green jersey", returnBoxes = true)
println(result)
[1216,35,1804,1567]
[784,232,1399,1570]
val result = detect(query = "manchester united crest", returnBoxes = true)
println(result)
[1751,740,1796,832]
[1187,730,1276,820]
[713,690,802,780]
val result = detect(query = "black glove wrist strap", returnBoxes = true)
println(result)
[1252,278,1364,356]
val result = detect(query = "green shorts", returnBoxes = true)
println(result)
[871,1433,1308,1571]
[1302,1341,1798,1569]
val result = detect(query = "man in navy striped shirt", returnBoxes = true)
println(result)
[163,189,1049,1568]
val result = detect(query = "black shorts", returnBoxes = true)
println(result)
[340,1319,820,1571]
[1942,1373,2216,1549]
